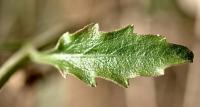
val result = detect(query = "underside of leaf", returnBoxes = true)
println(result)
[31,23,194,88]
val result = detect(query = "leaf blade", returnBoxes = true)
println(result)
[31,23,194,87]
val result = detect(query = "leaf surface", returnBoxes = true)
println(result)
[31,24,193,87]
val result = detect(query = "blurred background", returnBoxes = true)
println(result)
[0,0,199,107]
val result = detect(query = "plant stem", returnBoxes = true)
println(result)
[0,46,29,88]
[0,23,69,89]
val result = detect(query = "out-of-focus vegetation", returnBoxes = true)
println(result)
[0,0,199,107]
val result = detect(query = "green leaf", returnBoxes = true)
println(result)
[30,23,193,87]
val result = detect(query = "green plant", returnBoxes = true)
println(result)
[0,23,194,88]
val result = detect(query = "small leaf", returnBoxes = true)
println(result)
[31,23,194,87]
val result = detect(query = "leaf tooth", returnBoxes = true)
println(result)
[101,25,134,42]
[110,78,129,88]
[73,23,96,33]
[58,69,68,79]
[114,24,134,35]
[72,23,99,36]
[115,24,134,33]
[89,23,100,38]
[97,73,130,88]
[69,70,97,87]
[54,32,71,51]
[155,67,165,76]
[119,79,129,88]
[71,72,97,87]
[88,81,97,87]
